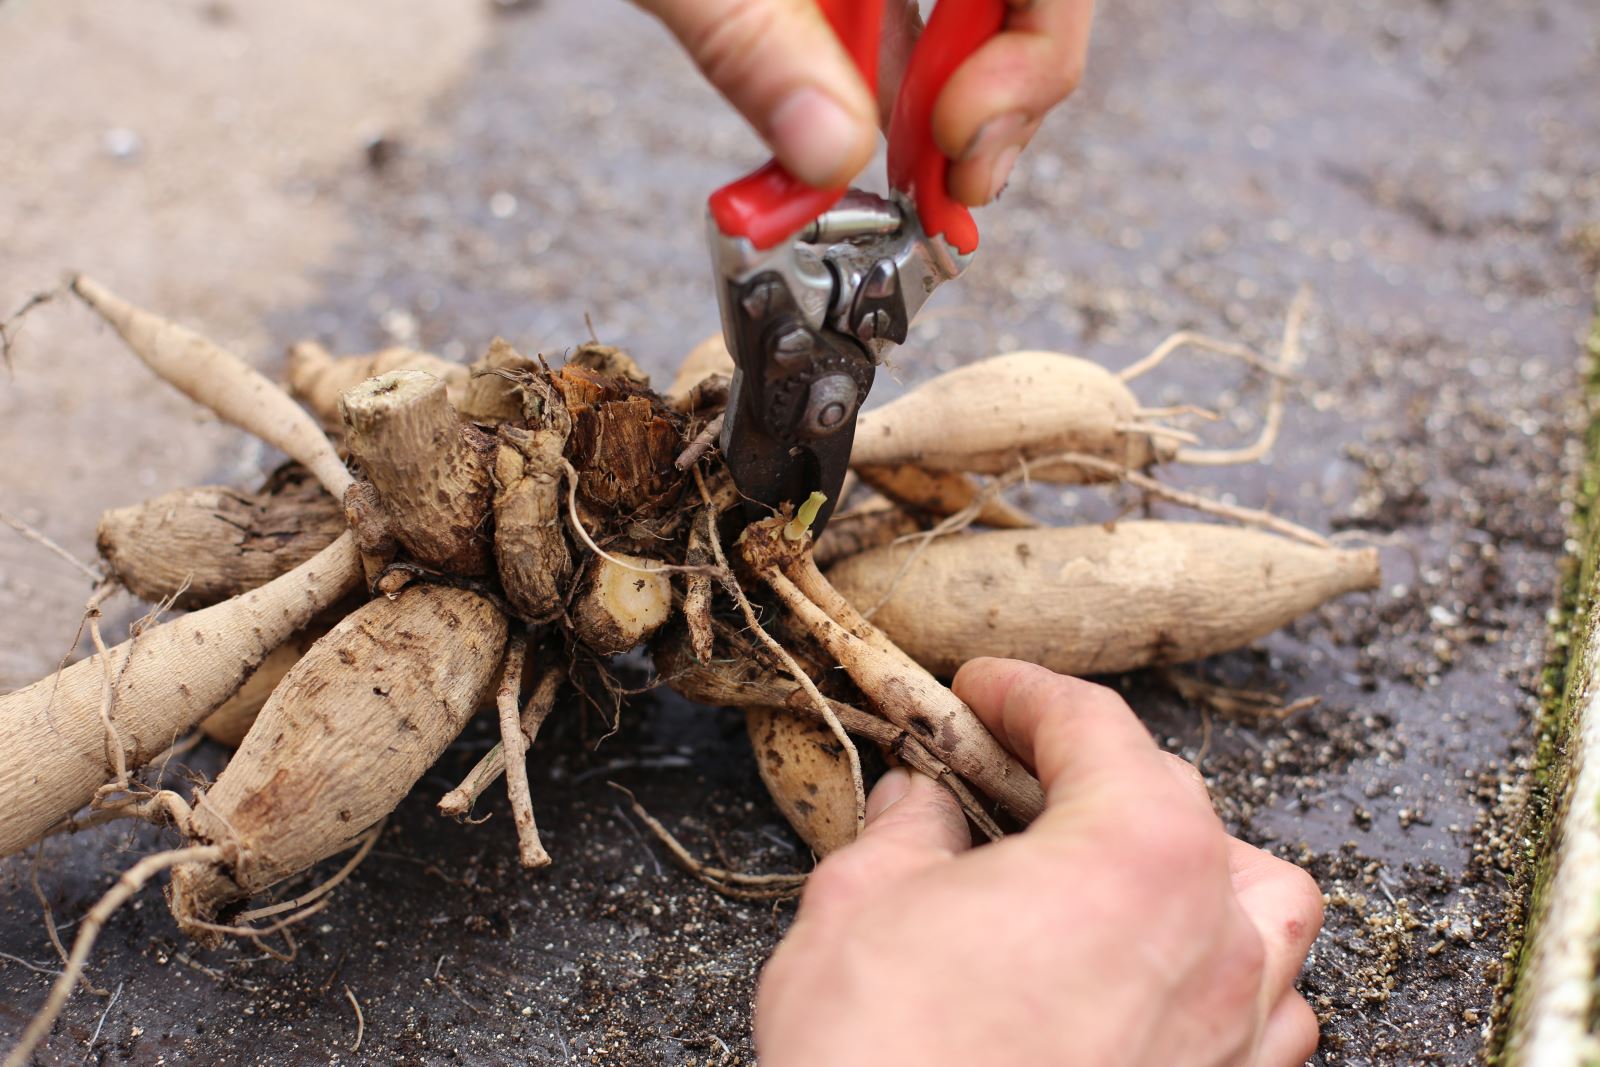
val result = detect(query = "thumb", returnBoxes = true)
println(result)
[860,766,972,861]
[797,769,972,924]
[635,0,878,188]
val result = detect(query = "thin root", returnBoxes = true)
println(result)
[4,844,225,1067]
[674,412,724,470]
[609,783,804,900]
[1177,286,1311,467]
[1160,669,1320,723]
[181,898,330,960]
[28,847,107,995]
[438,744,504,822]
[86,586,129,792]
[1117,329,1289,383]
[1135,404,1221,422]
[0,289,57,371]
[1117,420,1201,445]
[692,469,867,831]
[237,819,386,924]
[344,985,365,1053]
[440,664,563,823]
[0,511,101,582]
[700,622,1003,841]
[84,981,122,1058]
[561,459,722,579]
[496,637,551,868]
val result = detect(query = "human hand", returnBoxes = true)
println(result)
[754,658,1323,1067]
[634,0,1094,204]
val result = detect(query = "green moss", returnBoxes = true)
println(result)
[1493,288,1600,1062]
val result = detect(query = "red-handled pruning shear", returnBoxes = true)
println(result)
[709,0,1006,536]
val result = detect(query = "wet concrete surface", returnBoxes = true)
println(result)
[4,0,1600,1063]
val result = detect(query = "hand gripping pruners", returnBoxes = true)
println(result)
[707,0,1006,536]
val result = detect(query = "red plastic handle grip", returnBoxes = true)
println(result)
[886,0,1006,255]
[707,0,885,251]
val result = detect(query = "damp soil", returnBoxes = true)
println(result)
[4,0,1600,1063]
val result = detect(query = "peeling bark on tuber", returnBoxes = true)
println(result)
[493,424,572,622]
[97,475,344,609]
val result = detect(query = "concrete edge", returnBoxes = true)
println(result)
[1499,283,1600,1066]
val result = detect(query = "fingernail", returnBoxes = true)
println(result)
[769,87,870,188]
[960,111,1029,162]
[865,768,912,822]
[986,144,1022,203]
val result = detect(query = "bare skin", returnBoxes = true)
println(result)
[633,0,1095,203]
[755,658,1323,1066]
[635,8,1316,1059]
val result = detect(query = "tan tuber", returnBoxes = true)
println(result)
[851,351,1178,482]
[827,522,1381,676]
[287,340,470,429]
[169,585,507,939]
[96,476,344,609]
[0,533,362,858]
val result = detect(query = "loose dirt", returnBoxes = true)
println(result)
[3,0,1598,1062]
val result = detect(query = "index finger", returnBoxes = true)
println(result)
[951,657,1166,804]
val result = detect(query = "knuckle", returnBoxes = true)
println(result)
[1281,864,1327,945]
[1052,54,1085,100]
[1054,673,1121,709]
[1226,918,1268,987]
[1121,806,1223,881]
[1032,674,1132,738]
[1198,918,1268,1029]
[684,0,777,99]
[1158,750,1208,792]
[1027,32,1087,105]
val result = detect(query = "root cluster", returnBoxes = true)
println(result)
[0,278,1380,1061]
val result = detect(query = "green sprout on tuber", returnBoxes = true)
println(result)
[783,492,828,542]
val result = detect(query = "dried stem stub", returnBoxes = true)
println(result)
[339,369,496,575]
